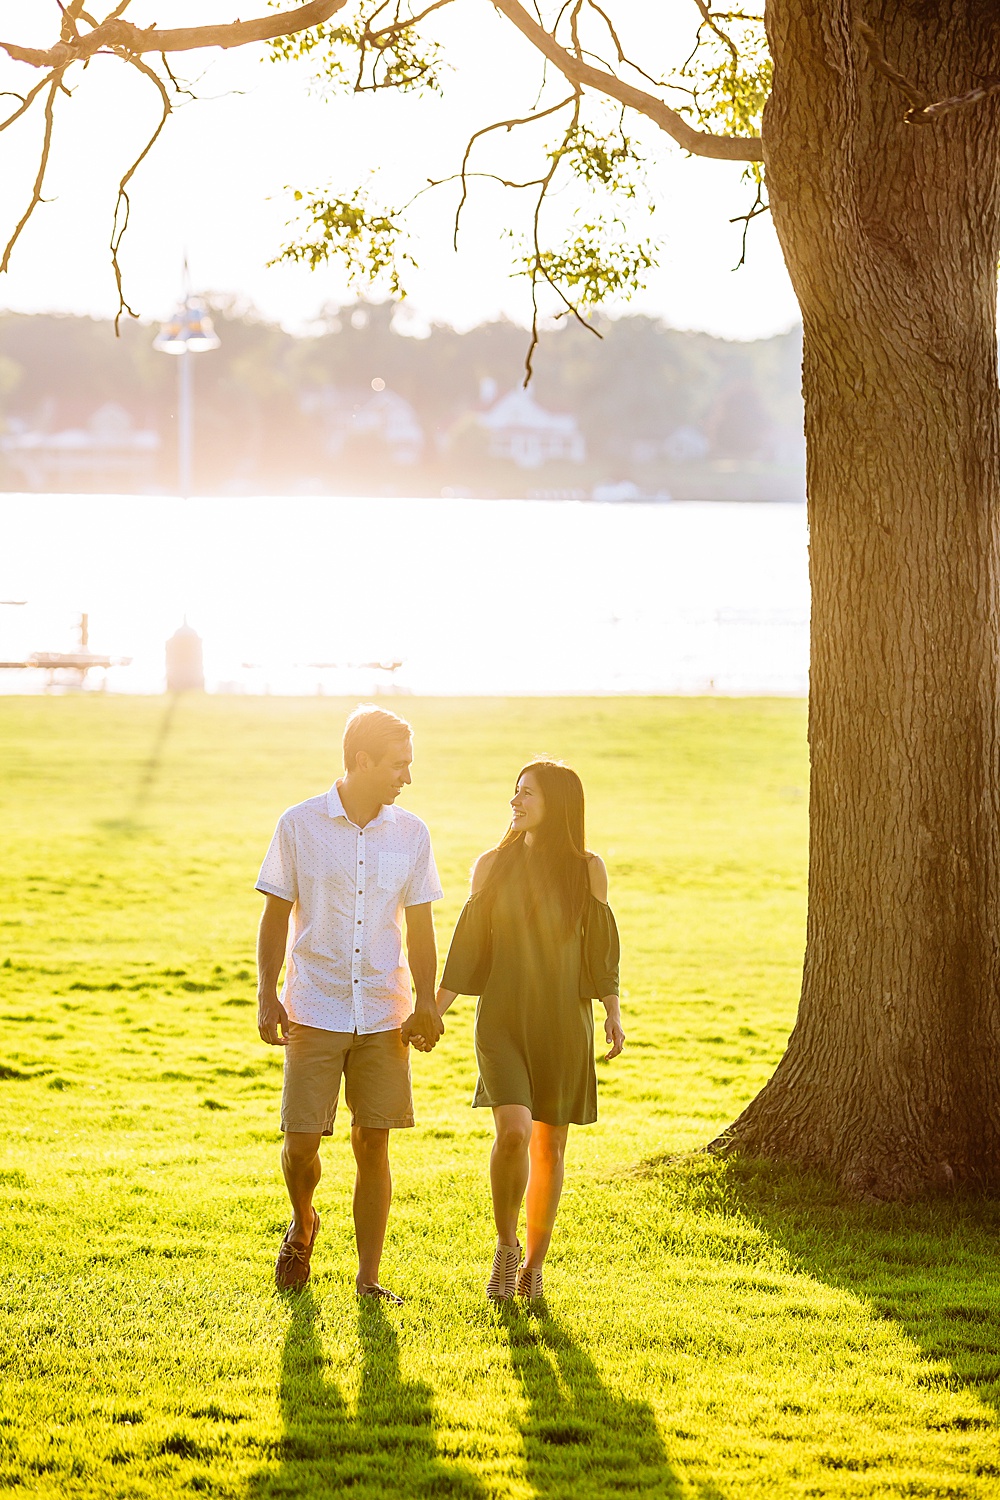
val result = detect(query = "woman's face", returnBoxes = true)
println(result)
[510,771,545,833]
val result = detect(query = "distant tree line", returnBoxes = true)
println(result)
[0,299,804,497]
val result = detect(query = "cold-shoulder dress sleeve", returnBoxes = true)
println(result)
[441,893,493,996]
[580,896,620,1000]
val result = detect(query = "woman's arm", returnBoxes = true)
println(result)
[471,849,497,893]
[586,852,609,903]
[587,853,625,1059]
[600,993,625,1059]
[435,985,459,1017]
[434,849,497,1015]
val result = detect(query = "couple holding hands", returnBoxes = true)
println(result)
[256,705,624,1304]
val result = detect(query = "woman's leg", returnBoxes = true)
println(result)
[524,1122,570,1269]
[490,1104,533,1245]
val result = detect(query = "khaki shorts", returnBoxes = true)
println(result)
[281,1022,414,1134]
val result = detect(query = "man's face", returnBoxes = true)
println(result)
[365,738,413,805]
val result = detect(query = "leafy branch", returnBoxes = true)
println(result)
[269,0,449,94]
[271,187,417,297]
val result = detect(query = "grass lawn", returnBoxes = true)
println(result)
[2,694,1000,1499]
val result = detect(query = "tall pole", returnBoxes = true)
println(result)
[178,347,193,499]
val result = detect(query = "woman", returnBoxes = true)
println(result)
[435,759,625,1302]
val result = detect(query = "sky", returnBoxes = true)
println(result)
[0,1,800,340]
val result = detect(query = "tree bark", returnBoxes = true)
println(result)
[719,1,1000,1197]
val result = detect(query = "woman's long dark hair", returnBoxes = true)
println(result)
[481,760,590,934]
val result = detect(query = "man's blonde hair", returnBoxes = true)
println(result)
[342,704,413,771]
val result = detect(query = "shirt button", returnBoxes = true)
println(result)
[355,948,360,953]
[357,919,362,925]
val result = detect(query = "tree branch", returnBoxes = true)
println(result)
[111,57,172,330]
[368,0,454,42]
[855,22,927,113]
[0,72,58,132]
[1,70,63,272]
[856,21,1000,125]
[453,91,577,248]
[585,0,665,91]
[525,91,592,383]
[729,176,767,269]
[690,0,738,66]
[490,0,762,162]
[0,0,352,69]
[912,80,1000,123]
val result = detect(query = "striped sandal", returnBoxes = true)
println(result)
[486,1240,522,1301]
[516,1265,544,1301]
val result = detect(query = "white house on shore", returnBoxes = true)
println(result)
[1,403,159,490]
[478,387,585,469]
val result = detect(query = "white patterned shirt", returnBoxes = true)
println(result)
[256,783,443,1034]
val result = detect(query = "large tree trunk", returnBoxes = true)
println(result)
[720,2,1000,1196]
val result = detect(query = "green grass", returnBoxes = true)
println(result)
[2,694,1000,1499]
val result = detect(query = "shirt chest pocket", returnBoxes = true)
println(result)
[378,851,410,893]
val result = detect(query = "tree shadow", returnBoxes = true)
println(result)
[250,1290,485,1500]
[96,694,179,837]
[501,1305,691,1499]
[676,1154,1000,1418]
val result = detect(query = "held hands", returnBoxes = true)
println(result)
[401,1000,444,1053]
[258,994,291,1047]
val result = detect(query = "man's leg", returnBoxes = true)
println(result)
[281,1131,323,1246]
[343,1028,414,1296]
[351,1125,391,1290]
[277,1024,348,1282]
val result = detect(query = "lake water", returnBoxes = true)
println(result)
[0,495,809,696]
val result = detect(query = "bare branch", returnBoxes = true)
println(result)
[490,0,762,161]
[0,0,352,69]
[729,177,767,269]
[569,0,583,59]
[368,0,454,42]
[585,0,665,91]
[855,22,927,113]
[524,91,602,384]
[159,53,198,103]
[1,70,63,272]
[111,57,172,331]
[690,0,738,66]
[0,72,57,132]
[428,169,546,193]
[59,2,85,44]
[454,92,578,249]
[856,21,1000,126]
[913,81,1000,123]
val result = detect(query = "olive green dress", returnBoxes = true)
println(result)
[441,849,620,1126]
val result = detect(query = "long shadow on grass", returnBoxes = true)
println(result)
[250,1290,484,1500]
[688,1155,1000,1417]
[502,1308,689,1498]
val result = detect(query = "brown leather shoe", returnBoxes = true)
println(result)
[358,1282,404,1306]
[274,1210,320,1292]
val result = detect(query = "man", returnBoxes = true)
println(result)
[255,704,444,1299]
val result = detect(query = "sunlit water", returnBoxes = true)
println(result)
[0,495,809,696]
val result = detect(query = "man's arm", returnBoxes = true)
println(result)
[257,892,293,1046]
[400,902,444,1051]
